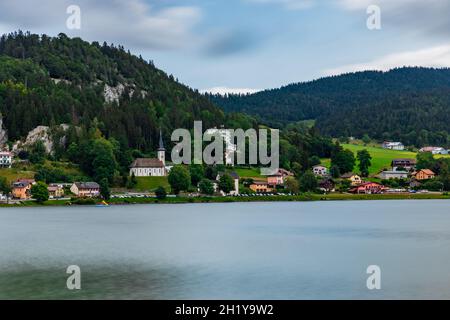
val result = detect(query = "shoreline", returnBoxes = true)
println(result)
[1,193,449,207]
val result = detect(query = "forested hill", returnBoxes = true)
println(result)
[210,68,450,147]
[0,31,256,151]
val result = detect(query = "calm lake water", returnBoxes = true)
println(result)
[1,200,450,300]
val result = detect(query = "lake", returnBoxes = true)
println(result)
[1,200,450,299]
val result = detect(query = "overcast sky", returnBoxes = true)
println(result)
[0,0,449,93]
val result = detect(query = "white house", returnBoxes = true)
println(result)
[205,127,237,166]
[216,171,240,195]
[419,147,448,155]
[129,131,168,177]
[312,165,328,176]
[382,142,405,151]
[0,151,12,168]
[379,171,409,180]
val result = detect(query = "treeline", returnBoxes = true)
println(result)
[210,67,450,147]
[0,31,246,149]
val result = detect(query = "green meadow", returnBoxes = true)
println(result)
[322,143,450,176]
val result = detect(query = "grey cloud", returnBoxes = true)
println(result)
[0,0,202,51]
[203,30,262,57]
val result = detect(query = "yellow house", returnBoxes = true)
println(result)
[250,180,273,193]
[341,173,362,186]
[12,179,36,200]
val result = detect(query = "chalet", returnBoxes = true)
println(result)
[312,165,328,177]
[70,182,100,198]
[12,179,36,200]
[249,180,273,193]
[419,147,448,155]
[379,171,409,180]
[0,151,12,168]
[268,168,294,186]
[48,184,65,199]
[216,171,240,195]
[349,182,387,194]
[341,173,362,186]
[391,159,416,171]
[412,169,436,181]
[129,131,168,177]
[382,141,405,151]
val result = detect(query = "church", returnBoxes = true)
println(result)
[129,131,168,177]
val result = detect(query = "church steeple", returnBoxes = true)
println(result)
[157,129,166,165]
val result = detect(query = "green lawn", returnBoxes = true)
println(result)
[233,167,263,179]
[321,144,450,176]
[0,168,35,183]
[134,177,170,191]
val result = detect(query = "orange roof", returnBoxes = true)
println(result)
[420,169,435,175]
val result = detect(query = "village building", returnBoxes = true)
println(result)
[391,159,416,171]
[48,184,65,199]
[129,131,168,177]
[341,173,362,186]
[349,182,387,194]
[379,171,409,180]
[268,168,294,186]
[11,179,36,200]
[419,147,448,155]
[249,180,273,193]
[382,141,405,151]
[312,165,328,177]
[412,169,436,181]
[216,171,240,195]
[0,151,12,168]
[70,182,100,198]
[318,178,335,193]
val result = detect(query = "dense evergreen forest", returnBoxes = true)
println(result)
[0,31,259,148]
[0,31,336,185]
[210,68,450,147]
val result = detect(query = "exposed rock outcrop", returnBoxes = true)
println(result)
[12,124,70,155]
[0,116,7,148]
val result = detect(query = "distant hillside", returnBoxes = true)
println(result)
[210,68,450,147]
[0,31,256,151]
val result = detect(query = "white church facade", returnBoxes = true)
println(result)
[129,131,168,177]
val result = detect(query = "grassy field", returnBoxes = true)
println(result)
[233,167,263,178]
[0,168,35,183]
[134,177,170,191]
[321,143,450,176]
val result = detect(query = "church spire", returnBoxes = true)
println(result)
[157,129,165,151]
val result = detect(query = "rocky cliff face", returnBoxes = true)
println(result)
[0,116,7,148]
[12,124,70,154]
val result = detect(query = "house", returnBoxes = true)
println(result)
[48,184,65,199]
[382,141,405,151]
[318,178,335,193]
[341,173,362,186]
[0,151,12,168]
[249,180,273,193]
[391,159,416,171]
[419,147,448,155]
[268,168,295,186]
[12,179,36,199]
[129,130,167,177]
[216,171,240,195]
[379,171,409,180]
[70,182,100,198]
[349,182,387,194]
[412,169,436,181]
[312,165,328,177]
[205,127,237,166]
